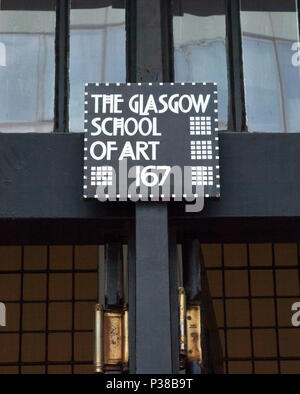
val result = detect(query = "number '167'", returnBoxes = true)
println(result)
[136,166,171,187]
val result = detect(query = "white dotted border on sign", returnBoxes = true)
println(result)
[83,82,220,198]
[84,194,204,200]
[83,84,90,197]
[213,83,220,192]
[84,82,219,87]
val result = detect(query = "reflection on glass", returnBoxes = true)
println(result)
[0,1,56,133]
[173,0,229,130]
[241,0,300,132]
[70,1,126,132]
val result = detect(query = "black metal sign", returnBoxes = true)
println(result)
[83,83,220,202]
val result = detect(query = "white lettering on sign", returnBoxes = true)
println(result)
[90,140,160,161]
[91,94,124,113]
[88,93,211,161]
[83,82,220,209]
[91,117,161,137]
[90,93,211,116]
[90,141,118,160]
[128,94,211,115]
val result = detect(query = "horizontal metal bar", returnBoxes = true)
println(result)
[0,270,98,274]
[205,265,300,271]
[217,324,297,330]
[4,299,97,304]
[0,361,93,366]
[0,329,93,334]
[210,295,300,300]
[1,133,300,221]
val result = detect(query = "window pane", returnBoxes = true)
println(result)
[69,0,126,133]
[241,0,300,132]
[0,1,56,133]
[173,0,229,130]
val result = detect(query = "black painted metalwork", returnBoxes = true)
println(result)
[182,240,203,374]
[161,0,174,82]
[1,0,55,10]
[298,0,300,41]
[104,242,124,375]
[128,226,136,373]
[169,229,180,373]
[105,243,123,307]
[54,0,70,132]
[226,0,246,132]
[2,133,300,221]
[126,0,137,83]
[182,240,223,374]
[130,0,179,374]
[135,203,174,373]
[135,0,164,82]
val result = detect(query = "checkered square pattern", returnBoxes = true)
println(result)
[190,116,212,135]
[190,140,213,160]
[191,166,214,186]
[91,166,113,186]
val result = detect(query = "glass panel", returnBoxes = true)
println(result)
[0,1,56,133]
[240,0,300,132]
[173,0,229,130]
[69,0,126,133]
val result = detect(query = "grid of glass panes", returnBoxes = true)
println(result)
[0,1,56,133]
[69,1,126,132]
[0,0,126,134]
[173,0,229,131]
[0,245,99,374]
[240,0,300,132]
[1,1,299,134]
[203,243,300,374]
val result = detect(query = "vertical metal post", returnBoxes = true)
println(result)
[55,0,69,132]
[227,0,246,132]
[105,243,123,307]
[297,0,300,43]
[169,228,180,372]
[182,240,224,374]
[135,203,175,373]
[127,0,179,374]
[95,243,127,374]
[182,240,203,374]
[128,226,136,373]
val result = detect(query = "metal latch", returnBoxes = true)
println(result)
[94,289,201,373]
[178,287,202,369]
[94,304,129,373]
